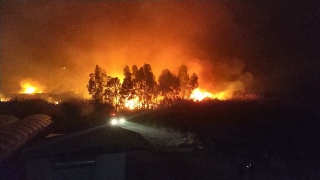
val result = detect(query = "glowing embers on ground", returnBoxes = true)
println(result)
[124,88,229,108]
[0,98,10,102]
[53,101,59,105]
[20,82,43,94]
[190,88,228,101]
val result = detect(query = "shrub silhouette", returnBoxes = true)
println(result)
[60,100,82,118]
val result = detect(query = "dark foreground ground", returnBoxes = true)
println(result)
[1,98,320,179]
[124,99,320,179]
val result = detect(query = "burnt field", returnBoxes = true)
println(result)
[1,98,320,179]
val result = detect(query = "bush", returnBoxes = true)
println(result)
[60,100,82,118]
[92,100,114,115]
[0,99,58,118]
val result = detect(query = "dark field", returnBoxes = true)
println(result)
[1,98,320,179]
[126,99,320,179]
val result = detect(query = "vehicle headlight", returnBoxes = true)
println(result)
[119,118,125,123]
[110,117,126,125]
[111,119,118,125]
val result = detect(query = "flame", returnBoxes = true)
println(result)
[124,96,141,110]
[20,82,43,94]
[190,88,213,101]
[190,88,229,101]
[0,98,10,102]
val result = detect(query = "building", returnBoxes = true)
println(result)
[23,126,153,180]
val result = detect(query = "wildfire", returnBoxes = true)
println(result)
[190,88,228,101]
[0,98,10,102]
[124,96,141,110]
[20,82,43,94]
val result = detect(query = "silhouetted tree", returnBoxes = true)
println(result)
[132,65,138,80]
[143,64,157,91]
[87,65,107,103]
[131,65,139,94]
[121,65,133,95]
[87,63,199,110]
[178,65,188,79]
[188,73,199,92]
[104,77,121,110]
[158,69,180,104]
[119,66,134,108]
[178,65,190,98]
[135,64,157,108]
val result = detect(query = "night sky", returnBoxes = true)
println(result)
[1,1,319,100]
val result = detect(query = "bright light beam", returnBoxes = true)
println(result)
[118,122,189,146]
[111,119,118,125]
[119,118,125,123]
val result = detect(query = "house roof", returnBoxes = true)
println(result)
[0,115,18,127]
[0,114,52,161]
[24,125,153,158]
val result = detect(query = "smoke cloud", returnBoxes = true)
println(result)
[2,2,318,99]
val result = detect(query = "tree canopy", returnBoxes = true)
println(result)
[87,64,199,110]
[87,65,107,103]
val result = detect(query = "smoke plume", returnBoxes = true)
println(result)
[4,2,317,98]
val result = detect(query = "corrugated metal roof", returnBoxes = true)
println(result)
[0,114,52,161]
[0,115,18,127]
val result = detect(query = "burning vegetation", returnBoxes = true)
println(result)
[20,80,44,94]
[87,64,239,110]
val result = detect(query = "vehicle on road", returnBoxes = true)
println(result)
[109,112,126,125]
